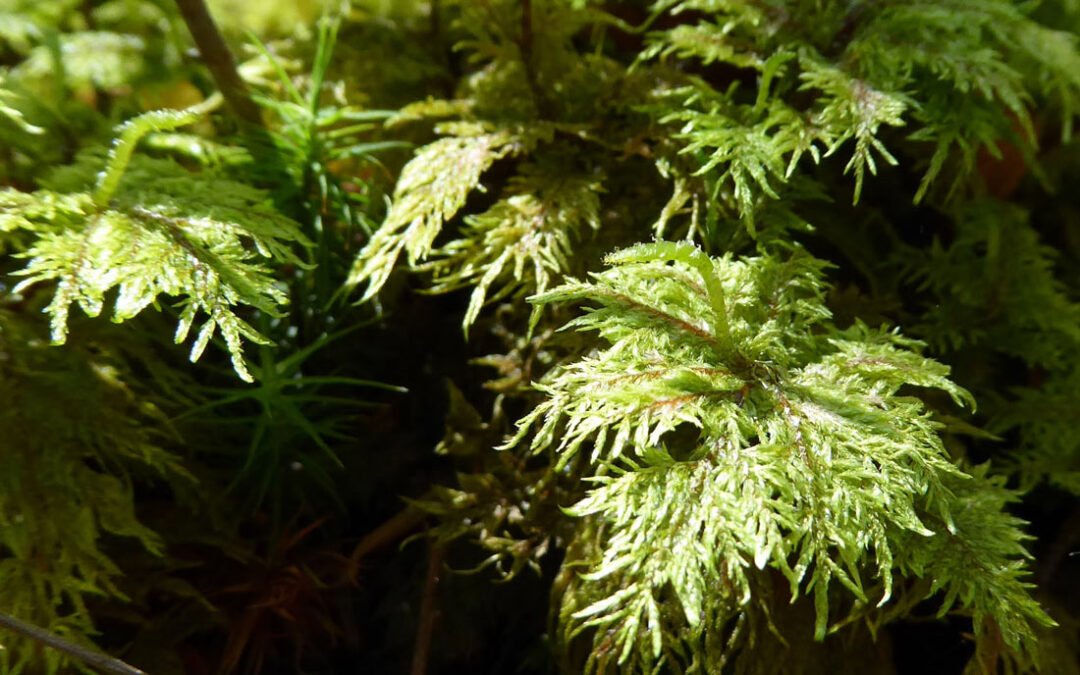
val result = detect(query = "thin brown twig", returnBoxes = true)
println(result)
[410,543,446,675]
[173,0,263,127]
[348,506,426,582]
[518,0,551,118]
[520,0,534,59]
[0,613,146,675]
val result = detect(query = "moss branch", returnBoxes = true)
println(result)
[0,613,146,675]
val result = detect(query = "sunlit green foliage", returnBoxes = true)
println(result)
[335,0,1080,672]
[425,161,603,330]
[646,0,1080,204]
[349,125,544,302]
[1,0,1079,672]
[2,105,310,381]
[506,242,1048,671]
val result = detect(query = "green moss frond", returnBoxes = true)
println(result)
[0,310,188,673]
[508,241,1046,671]
[347,126,536,300]
[424,160,603,330]
[901,199,1080,371]
[2,107,309,382]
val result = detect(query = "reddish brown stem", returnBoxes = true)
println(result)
[348,506,425,581]
[173,0,263,126]
[410,543,445,675]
